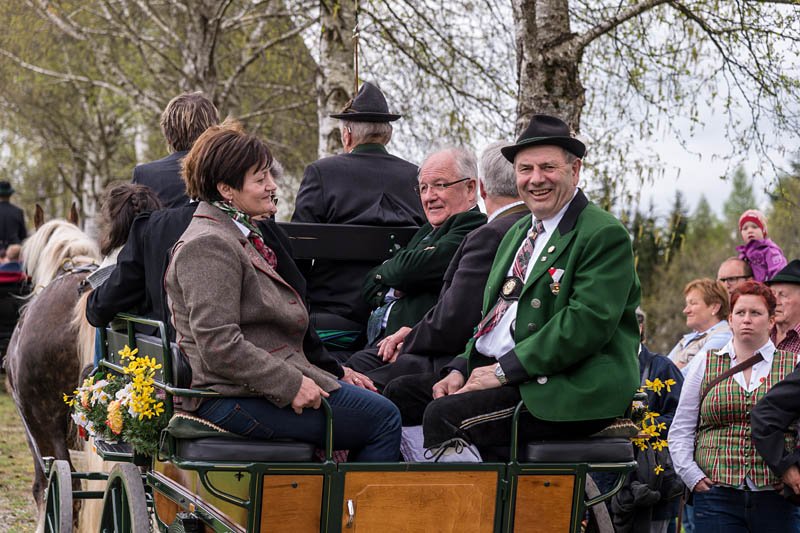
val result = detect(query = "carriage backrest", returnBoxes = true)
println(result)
[103,326,192,390]
[277,222,418,261]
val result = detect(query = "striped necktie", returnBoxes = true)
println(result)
[474,219,544,339]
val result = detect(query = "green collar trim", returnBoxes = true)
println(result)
[351,143,388,155]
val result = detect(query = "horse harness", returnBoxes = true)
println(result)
[58,257,99,295]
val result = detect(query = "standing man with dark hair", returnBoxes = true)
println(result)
[133,91,219,208]
[292,82,425,358]
[0,181,26,253]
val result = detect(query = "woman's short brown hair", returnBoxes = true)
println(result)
[683,278,730,320]
[181,119,273,202]
[98,183,161,256]
[730,280,777,316]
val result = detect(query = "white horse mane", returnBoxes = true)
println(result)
[22,219,101,290]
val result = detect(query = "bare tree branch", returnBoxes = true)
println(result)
[574,0,671,51]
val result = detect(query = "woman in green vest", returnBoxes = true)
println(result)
[668,281,800,532]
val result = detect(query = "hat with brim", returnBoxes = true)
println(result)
[0,181,15,196]
[766,259,800,285]
[329,81,401,123]
[501,114,586,162]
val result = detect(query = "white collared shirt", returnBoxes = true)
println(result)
[487,201,525,224]
[668,338,799,491]
[232,219,251,238]
[475,189,578,358]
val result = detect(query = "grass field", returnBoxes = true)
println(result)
[0,379,38,531]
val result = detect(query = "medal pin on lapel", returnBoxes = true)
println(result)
[548,268,564,295]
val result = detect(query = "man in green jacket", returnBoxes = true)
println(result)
[386,115,641,460]
[355,147,487,351]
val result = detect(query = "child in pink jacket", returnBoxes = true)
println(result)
[736,209,787,282]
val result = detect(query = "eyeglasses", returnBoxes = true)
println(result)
[414,177,471,196]
[718,275,750,284]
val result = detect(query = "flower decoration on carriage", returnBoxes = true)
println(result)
[64,345,168,456]
[629,382,673,475]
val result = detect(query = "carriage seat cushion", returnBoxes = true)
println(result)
[167,412,315,462]
[524,437,634,463]
[176,437,316,462]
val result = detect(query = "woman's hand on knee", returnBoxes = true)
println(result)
[291,376,330,414]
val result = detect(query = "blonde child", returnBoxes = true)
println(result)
[736,209,787,281]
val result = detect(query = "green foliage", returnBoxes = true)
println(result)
[722,166,757,228]
[767,155,800,261]
[636,190,735,353]
[664,191,688,264]
[0,387,36,530]
[0,1,318,220]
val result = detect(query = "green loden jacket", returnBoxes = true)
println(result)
[456,190,641,423]
[363,208,487,337]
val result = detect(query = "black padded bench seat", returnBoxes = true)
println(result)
[175,437,316,462]
[524,437,634,463]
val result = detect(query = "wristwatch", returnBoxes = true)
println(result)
[494,363,508,386]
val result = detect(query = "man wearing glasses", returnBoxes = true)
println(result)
[355,148,486,355]
[717,257,754,295]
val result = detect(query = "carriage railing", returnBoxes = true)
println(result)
[99,313,335,463]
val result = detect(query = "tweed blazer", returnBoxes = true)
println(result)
[453,190,641,422]
[165,202,339,411]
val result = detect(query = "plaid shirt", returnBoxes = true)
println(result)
[771,323,800,355]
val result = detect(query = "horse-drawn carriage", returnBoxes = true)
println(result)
[44,313,636,533]
[11,220,637,532]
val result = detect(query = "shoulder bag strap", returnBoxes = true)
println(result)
[695,352,765,432]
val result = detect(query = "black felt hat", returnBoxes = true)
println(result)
[329,82,401,122]
[0,181,15,196]
[501,114,586,162]
[766,260,800,285]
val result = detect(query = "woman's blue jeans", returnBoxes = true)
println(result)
[693,485,800,532]
[197,381,401,462]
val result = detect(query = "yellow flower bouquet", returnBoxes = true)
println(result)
[64,345,167,456]
[630,377,677,475]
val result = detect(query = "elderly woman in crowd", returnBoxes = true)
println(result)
[669,281,800,532]
[667,278,732,372]
[164,120,401,461]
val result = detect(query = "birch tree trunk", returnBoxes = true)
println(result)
[512,0,585,136]
[317,0,356,158]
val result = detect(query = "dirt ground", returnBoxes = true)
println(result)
[0,378,38,531]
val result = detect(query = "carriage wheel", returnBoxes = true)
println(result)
[43,459,73,533]
[98,463,149,533]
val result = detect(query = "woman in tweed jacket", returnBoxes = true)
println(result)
[165,120,401,461]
